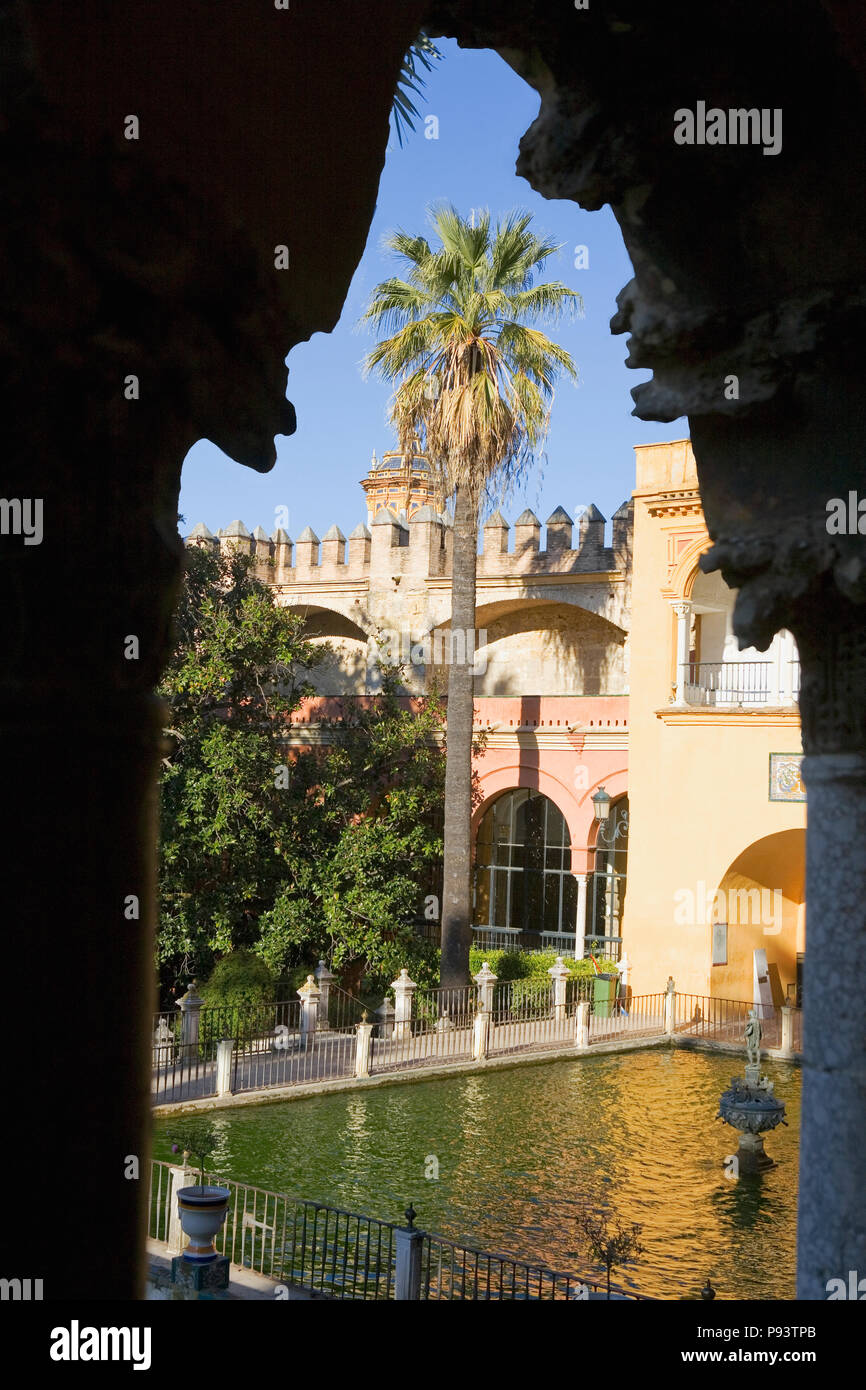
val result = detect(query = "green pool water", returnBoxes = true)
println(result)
[153,1047,800,1300]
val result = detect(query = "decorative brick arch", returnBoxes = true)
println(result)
[473,763,628,876]
[667,535,714,602]
[472,763,583,848]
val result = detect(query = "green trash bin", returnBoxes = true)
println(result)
[593,972,618,1018]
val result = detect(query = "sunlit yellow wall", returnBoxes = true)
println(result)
[623,442,806,1002]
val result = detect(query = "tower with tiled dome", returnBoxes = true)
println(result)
[359,438,444,524]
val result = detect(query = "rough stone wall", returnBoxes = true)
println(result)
[189,501,632,696]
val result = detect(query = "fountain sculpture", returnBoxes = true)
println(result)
[717,1008,787,1172]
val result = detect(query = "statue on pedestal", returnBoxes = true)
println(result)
[745,1008,763,1066]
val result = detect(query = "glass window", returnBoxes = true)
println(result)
[472,789,576,937]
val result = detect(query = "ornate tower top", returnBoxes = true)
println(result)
[360,439,443,525]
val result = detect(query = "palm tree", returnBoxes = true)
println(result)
[362,204,581,987]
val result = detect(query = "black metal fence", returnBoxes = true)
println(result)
[149,1160,642,1300]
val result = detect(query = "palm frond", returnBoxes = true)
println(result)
[393,34,444,148]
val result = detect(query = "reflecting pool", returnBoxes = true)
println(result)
[153,1047,800,1299]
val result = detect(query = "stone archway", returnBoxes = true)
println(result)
[710,830,806,1006]
[8,0,866,1302]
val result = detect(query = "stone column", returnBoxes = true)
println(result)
[472,1007,490,1062]
[167,1164,194,1255]
[314,959,336,1030]
[549,956,570,1025]
[779,1006,794,1060]
[671,602,692,705]
[664,977,676,1036]
[473,961,497,1014]
[574,874,588,960]
[297,975,320,1043]
[797,738,866,1296]
[391,969,417,1041]
[215,1039,234,1097]
[575,1001,590,1051]
[780,629,798,706]
[375,997,395,1037]
[769,636,782,706]
[354,1017,374,1078]
[178,982,204,1053]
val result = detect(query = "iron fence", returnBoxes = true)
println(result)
[149,1159,396,1298]
[589,991,666,1042]
[370,983,476,1073]
[421,1234,640,1300]
[488,978,562,1056]
[231,1025,358,1094]
[152,983,803,1107]
[673,994,802,1053]
[149,1159,641,1300]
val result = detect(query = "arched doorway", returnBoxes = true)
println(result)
[588,795,629,961]
[473,788,577,951]
[710,829,806,1006]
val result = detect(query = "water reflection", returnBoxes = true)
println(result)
[153,1049,799,1299]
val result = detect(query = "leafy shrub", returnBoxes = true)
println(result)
[197,950,277,1046]
[468,947,618,982]
[201,950,276,1009]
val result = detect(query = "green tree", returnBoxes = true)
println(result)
[257,673,447,994]
[363,204,580,987]
[158,542,447,1000]
[157,542,324,994]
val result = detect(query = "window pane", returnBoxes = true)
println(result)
[508,870,524,930]
[473,868,491,926]
[562,873,578,930]
[544,873,561,932]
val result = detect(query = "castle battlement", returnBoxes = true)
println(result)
[186,502,633,586]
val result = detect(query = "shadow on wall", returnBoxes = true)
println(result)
[293,606,371,695]
[473,604,627,696]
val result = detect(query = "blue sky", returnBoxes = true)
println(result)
[179,39,687,544]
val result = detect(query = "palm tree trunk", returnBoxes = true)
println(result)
[440,485,477,988]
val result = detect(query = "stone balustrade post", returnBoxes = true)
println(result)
[390,969,417,1041]
[167,1163,194,1255]
[215,1038,234,1096]
[472,1007,490,1061]
[664,976,676,1035]
[779,1005,794,1058]
[297,974,321,1043]
[473,961,497,1014]
[575,1000,590,1050]
[375,997,395,1037]
[549,955,570,1025]
[178,981,204,1053]
[395,1208,424,1300]
[354,1016,373,1078]
[314,959,336,1031]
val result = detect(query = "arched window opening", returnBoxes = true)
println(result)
[473,789,577,951]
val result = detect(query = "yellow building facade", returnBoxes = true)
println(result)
[623,441,806,1005]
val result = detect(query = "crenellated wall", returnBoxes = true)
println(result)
[187,501,634,697]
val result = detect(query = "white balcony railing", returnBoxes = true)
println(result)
[683,660,800,707]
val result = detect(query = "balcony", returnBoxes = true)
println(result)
[682,660,800,708]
